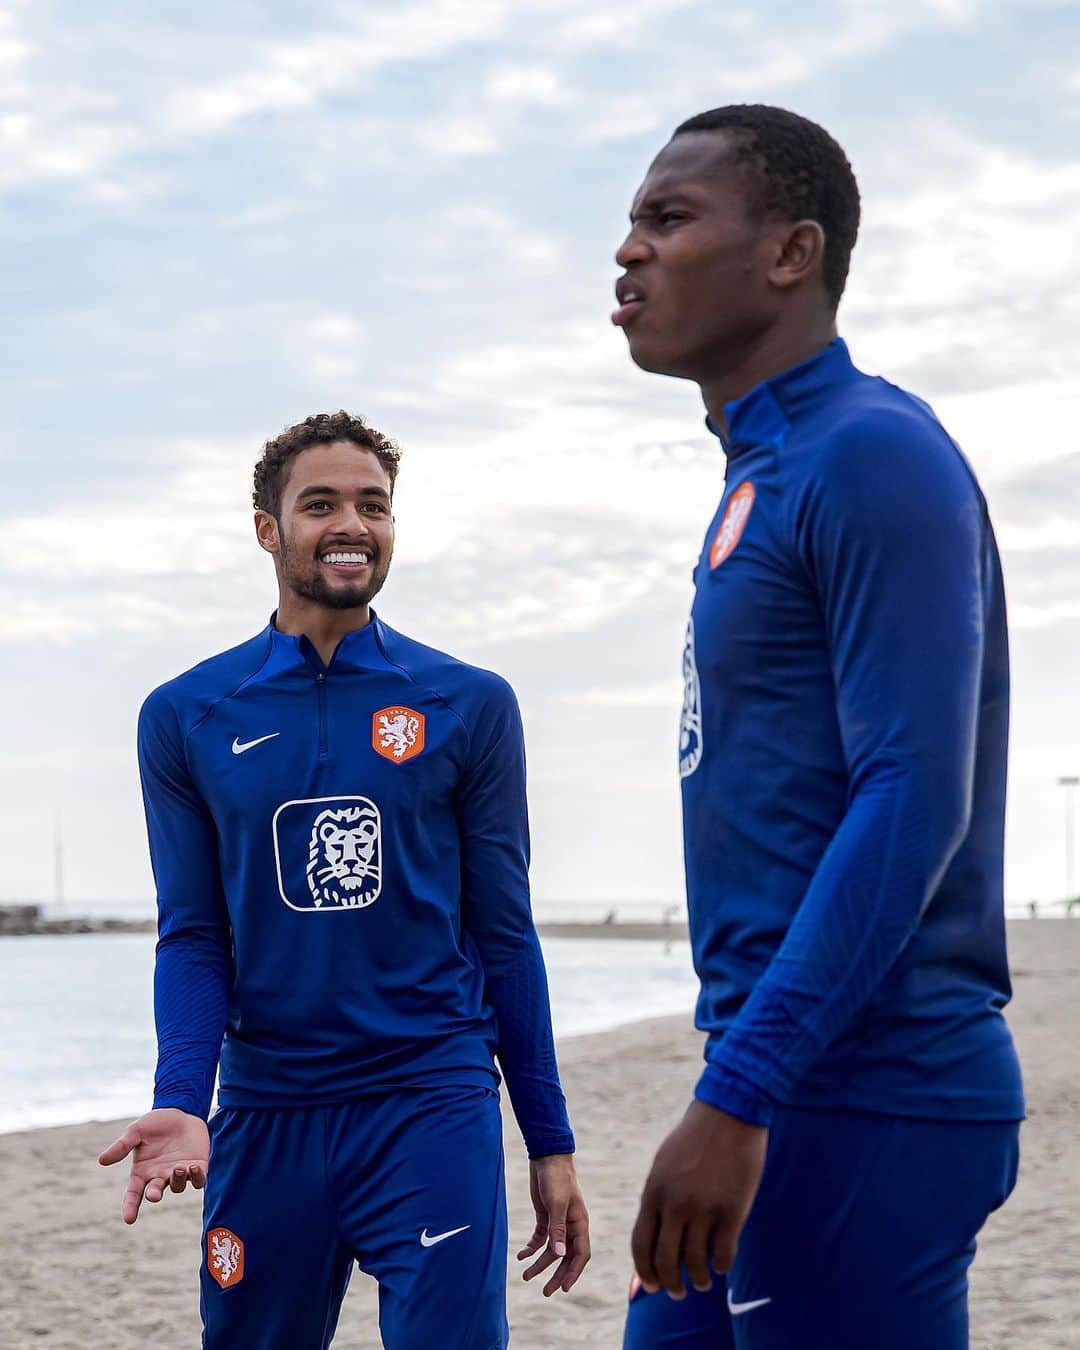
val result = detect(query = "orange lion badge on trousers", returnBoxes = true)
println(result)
[207,1227,245,1290]
[372,706,425,763]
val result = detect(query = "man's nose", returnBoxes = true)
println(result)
[615,228,651,268]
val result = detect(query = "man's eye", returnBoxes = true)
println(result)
[362,503,387,513]
[659,212,687,226]
[306,502,331,511]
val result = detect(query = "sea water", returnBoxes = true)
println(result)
[0,933,697,1134]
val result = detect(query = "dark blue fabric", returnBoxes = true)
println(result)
[623,1109,1020,1350]
[680,339,1023,1125]
[200,1087,508,1349]
[138,614,573,1158]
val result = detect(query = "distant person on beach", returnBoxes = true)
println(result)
[99,412,589,1349]
[611,105,1023,1349]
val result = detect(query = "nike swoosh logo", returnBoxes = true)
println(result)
[419,1225,470,1248]
[727,1293,772,1316]
[231,733,281,755]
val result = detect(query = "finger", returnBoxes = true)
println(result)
[98,1127,139,1168]
[683,1217,714,1293]
[542,1256,572,1299]
[557,1220,592,1293]
[711,1222,738,1275]
[630,1196,661,1293]
[521,1246,561,1282]
[144,1174,168,1206]
[169,1166,189,1194]
[516,1222,547,1261]
[190,1164,207,1190]
[653,1210,688,1299]
[122,1174,148,1225]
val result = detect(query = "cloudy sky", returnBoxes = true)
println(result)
[2,0,1078,916]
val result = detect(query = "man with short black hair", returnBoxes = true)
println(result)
[100,411,590,1349]
[615,106,1022,1349]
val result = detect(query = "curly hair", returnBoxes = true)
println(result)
[673,105,860,311]
[253,410,402,517]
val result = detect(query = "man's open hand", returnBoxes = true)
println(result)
[517,1154,591,1296]
[98,1108,210,1224]
[632,1100,767,1298]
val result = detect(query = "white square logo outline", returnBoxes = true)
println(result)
[272,794,383,912]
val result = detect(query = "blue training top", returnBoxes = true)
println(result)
[680,339,1024,1128]
[139,614,574,1159]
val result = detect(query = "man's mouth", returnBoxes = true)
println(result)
[320,549,373,572]
[612,278,647,328]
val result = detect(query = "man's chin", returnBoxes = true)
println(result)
[626,335,693,380]
[287,572,388,611]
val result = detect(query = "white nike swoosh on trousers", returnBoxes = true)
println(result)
[727,1293,772,1315]
[231,733,281,755]
[420,1225,471,1248]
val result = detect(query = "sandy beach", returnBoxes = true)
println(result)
[1,919,1076,1349]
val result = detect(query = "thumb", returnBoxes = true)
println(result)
[546,1196,569,1258]
[98,1125,140,1167]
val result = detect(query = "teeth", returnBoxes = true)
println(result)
[322,551,370,565]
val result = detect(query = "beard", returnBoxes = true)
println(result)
[279,534,390,611]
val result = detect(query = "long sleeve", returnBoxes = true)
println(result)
[138,689,232,1119]
[457,680,575,1159]
[696,417,987,1125]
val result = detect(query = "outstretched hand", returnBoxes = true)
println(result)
[98,1108,210,1225]
[517,1154,591,1297]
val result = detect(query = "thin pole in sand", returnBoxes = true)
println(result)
[1058,776,1079,913]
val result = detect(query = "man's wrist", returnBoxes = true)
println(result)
[694,1063,775,1127]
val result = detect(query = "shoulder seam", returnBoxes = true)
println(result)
[184,632,277,750]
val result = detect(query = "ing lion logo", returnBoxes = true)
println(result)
[207,1227,244,1290]
[373,705,425,763]
[272,795,384,912]
[305,802,382,908]
[679,618,703,779]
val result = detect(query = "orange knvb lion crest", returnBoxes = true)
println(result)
[207,1227,244,1290]
[372,706,426,763]
[710,481,756,569]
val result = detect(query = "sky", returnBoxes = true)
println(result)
[2,0,1079,916]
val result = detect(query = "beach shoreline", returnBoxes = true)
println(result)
[2,919,1077,1347]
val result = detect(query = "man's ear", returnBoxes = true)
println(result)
[254,509,281,556]
[767,219,826,294]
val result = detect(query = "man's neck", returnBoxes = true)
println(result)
[274,594,372,668]
[701,315,838,440]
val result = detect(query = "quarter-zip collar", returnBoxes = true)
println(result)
[705,337,858,459]
[264,610,397,677]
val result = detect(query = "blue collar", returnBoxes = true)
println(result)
[264,610,394,675]
[705,338,857,457]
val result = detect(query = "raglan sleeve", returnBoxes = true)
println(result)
[456,677,575,1159]
[138,688,232,1120]
[695,411,988,1126]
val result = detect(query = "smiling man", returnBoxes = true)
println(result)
[99,411,589,1349]
[613,107,1024,1350]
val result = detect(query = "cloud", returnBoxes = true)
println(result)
[567,680,682,708]
[167,1,509,134]
[487,65,565,104]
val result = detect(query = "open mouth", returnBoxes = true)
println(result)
[320,549,373,573]
[612,279,646,328]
